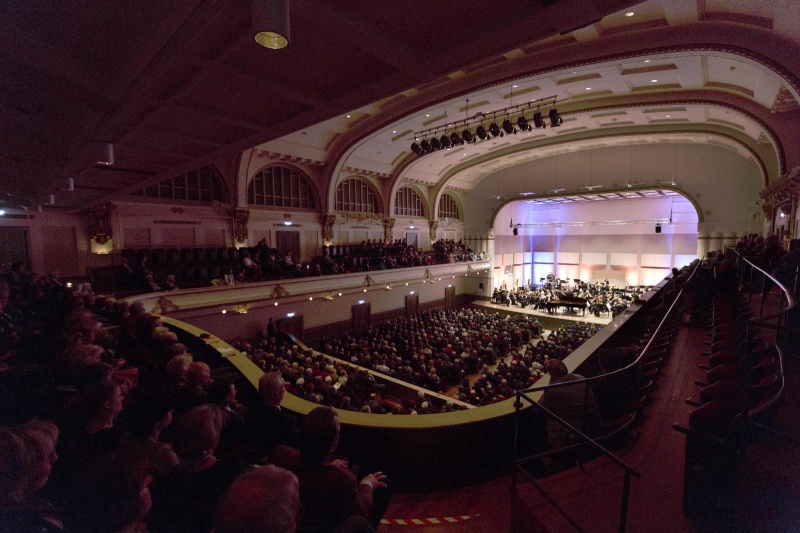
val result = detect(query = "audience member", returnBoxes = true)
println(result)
[270,407,389,532]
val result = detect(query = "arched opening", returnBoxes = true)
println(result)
[491,189,700,291]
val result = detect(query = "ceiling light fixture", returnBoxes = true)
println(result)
[625,11,635,17]
[94,143,114,165]
[253,0,290,49]
[651,79,658,83]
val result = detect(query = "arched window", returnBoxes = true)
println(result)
[131,165,227,202]
[438,192,461,220]
[394,187,426,217]
[248,164,316,209]
[335,178,380,213]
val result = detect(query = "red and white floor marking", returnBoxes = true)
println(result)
[381,515,481,526]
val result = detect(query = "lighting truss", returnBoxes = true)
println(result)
[410,95,564,155]
[511,219,671,229]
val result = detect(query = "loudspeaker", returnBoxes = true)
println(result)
[655,224,662,234]
[513,227,518,236]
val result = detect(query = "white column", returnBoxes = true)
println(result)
[697,232,709,260]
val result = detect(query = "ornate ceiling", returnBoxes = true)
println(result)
[1,0,798,213]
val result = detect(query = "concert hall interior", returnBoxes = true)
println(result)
[1,1,800,532]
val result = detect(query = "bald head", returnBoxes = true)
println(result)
[259,371,285,406]
[215,465,299,533]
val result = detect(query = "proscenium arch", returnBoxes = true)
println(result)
[429,128,769,222]
[246,162,321,210]
[487,185,705,229]
[324,40,799,214]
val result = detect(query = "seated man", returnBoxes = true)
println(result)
[243,372,299,461]
[270,407,389,532]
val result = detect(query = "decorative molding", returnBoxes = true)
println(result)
[334,211,383,223]
[323,214,337,242]
[233,208,249,243]
[269,285,290,299]
[770,85,800,114]
[153,296,179,314]
[760,166,800,207]
[383,217,395,242]
[88,201,115,245]
[254,150,325,167]
[340,166,392,180]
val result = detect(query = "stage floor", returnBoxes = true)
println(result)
[470,300,614,328]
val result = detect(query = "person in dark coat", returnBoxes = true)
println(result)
[242,372,299,463]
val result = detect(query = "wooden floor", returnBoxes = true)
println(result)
[378,290,800,532]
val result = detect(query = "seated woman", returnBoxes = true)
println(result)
[0,419,61,533]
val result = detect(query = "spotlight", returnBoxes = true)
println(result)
[411,142,422,155]
[440,134,451,148]
[533,112,544,128]
[502,119,516,135]
[430,137,442,150]
[489,122,501,137]
[476,125,488,140]
[450,132,462,146]
[549,108,562,127]
[513,227,518,236]
[462,129,474,143]
[517,116,530,131]
[252,0,290,49]
[420,139,432,152]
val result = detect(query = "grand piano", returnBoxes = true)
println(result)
[545,291,588,316]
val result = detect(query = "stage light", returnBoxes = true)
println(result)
[533,112,544,128]
[517,116,530,131]
[476,125,488,140]
[440,134,451,148]
[420,139,432,152]
[489,122,501,137]
[549,108,562,127]
[450,132,462,146]
[411,142,422,154]
[462,129,474,143]
[513,227,518,235]
[430,137,442,150]
[502,119,515,135]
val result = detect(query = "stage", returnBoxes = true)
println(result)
[470,299,614,330]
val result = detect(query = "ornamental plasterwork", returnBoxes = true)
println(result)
[770,86,800,114]
[254,150,324,167]
[340,167,392,179]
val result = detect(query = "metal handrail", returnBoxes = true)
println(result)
[511,261,700,532]
[521,260,700,396]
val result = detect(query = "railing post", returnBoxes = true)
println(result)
[619,471,632,533]
[512,392,520,491]
[760,269,767,318]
